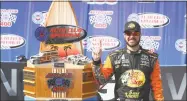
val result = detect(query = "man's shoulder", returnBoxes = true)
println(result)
[141,48,158,58]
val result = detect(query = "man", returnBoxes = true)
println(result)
[92,21,164,101]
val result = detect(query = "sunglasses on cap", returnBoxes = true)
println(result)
[125,31,141,36]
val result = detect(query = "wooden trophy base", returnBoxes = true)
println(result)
[23,61,97,100]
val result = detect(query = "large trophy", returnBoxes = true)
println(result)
[23,0,97,100]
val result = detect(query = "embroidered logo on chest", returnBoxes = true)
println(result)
[140,54,150,67]
[121,55,130,66]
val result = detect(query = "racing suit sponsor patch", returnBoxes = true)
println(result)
[119,70,146,88]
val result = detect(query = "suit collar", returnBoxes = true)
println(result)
[124,46,142,54]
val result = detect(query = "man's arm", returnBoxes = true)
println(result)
[150,60,164,101]
[92,56,114,86]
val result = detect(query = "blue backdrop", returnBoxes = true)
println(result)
[1,1,186,66]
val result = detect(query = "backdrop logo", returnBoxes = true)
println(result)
[32,11,48,26]
[128,13,170,28]
[175,39,186,54]
[85,0,118,5]
[0,9,18,27]
[1,34,25,49]
[140,36,161,52]
[89,10,113,28]
[44,25,87,44]
[82,35,120,51]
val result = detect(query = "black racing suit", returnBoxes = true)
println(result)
[92,47,164,101]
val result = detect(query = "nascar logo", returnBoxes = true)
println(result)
[175,39,186,54]
[32,11,48,26]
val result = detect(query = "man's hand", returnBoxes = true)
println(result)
[92,40,102,61]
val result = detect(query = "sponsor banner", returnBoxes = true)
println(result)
[175,39,186,54]
[0,9,18,27]
[128,13,170,28]
[89,10,113,29]
[0,1,186,65]
[82,35,121,51]
[0,34,26,50]
[140,36,161,52]
[32,11,48,26]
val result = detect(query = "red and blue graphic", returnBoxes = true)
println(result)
[35,27,49,42]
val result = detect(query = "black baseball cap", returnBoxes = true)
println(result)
[124,21,141,33]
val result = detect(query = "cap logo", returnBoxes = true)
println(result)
[128,23,135,29]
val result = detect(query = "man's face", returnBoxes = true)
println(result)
[124,31,141,47]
